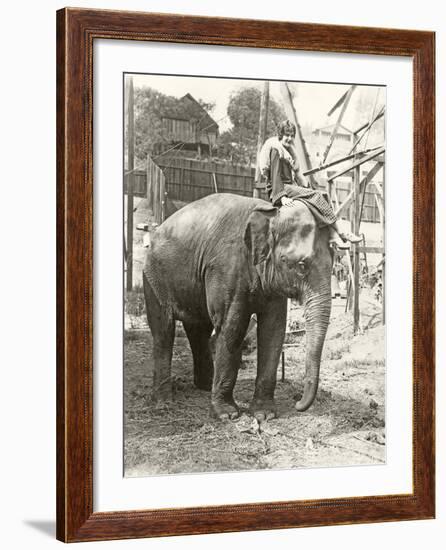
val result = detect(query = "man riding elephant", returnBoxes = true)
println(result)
[259,119,362,249]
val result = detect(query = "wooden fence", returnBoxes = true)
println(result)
[155,156,266,202]
[334,182,381,223]
[124,171,146,197]
[146,156,166,224]
[127,155,381,223]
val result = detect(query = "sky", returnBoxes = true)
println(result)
[130,73,385,134]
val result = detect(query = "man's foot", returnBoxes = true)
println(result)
[340,232,363,244]
[329,235,350,250]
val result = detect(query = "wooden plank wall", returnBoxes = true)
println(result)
[146,156,166,224]
[129,155,381,222]
[156,156,263,202]
[124,171,146,197]
[334,182,381,223]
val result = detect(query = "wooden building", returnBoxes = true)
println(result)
[154,93,219,158]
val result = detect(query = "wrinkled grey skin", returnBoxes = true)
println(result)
[143,193,332,420]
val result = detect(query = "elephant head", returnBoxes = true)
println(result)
[245,202,333,411]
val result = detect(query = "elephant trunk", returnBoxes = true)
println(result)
[295,283,331,412]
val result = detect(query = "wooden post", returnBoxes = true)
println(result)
[382,161,386,325]
[335,160,382,218]
[254,81,269,198]
[126,76,134,292]
[212,172,218,193]
[345,251,355,312]
[161,188,166,224]
[206,132,213,159]
[353,164,361,333]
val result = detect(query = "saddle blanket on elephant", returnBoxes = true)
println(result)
[283,183,338,228]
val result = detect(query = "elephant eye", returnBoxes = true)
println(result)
[297,261,307,274]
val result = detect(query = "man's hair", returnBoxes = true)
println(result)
[277,119,297,139]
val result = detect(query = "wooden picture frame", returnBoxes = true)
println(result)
[56,7,435,542]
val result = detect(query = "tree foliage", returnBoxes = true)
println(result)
[128,85,287,167]
[196,98,216,114]
[215,87,286,165]
[130,87,216,165]
[130,87,171,164]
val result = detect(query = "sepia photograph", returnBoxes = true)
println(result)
[123,73,386,478]
[51,5,436,543]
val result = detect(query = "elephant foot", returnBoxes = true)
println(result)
[249,398,277,422]
[151,377,173,402]
[210,398,240,421]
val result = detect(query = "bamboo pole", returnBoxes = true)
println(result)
[327,148,385,182]
[303,145,382,177]
[254,81,269,198]
[279,82,317,189]
[322,85,356,164]
[348,107,385,155]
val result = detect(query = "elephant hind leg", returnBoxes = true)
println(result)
[183,321,214,391]
[143,273,175,401]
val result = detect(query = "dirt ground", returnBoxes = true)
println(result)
[124,290,385,477]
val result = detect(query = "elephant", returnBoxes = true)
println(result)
[142,193,333,420]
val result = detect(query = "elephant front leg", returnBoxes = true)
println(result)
[211,315,249,420]
[250,298,287,421]
[211,336,241,420]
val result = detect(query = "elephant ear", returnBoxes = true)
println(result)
[244,204,277,265]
